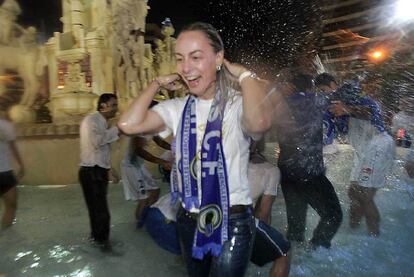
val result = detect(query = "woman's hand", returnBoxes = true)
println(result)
[154,74,184,91]
[223,59,249,78]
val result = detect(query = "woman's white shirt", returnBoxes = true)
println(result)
[152,95,252,210]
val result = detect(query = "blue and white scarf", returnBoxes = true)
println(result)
[171,89,230,259]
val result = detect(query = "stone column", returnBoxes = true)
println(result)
[85,32,105,95]
[46,38,58,95]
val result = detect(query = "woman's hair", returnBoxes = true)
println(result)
[179,22,238,110]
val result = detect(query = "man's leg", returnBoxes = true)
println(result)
[270,254,290,277]
[360,187,380,236]
[136,188,160,227]
[251,219,291,277]
[79,167,110,243]
[348,182,364,229]
[281,181,308,242]
[306,175,343,248]
[91,167,110,243]
[1,186,17,229]
[255,194,276,225]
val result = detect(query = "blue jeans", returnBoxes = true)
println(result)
[145,207,181,255]
[176,206,255,277]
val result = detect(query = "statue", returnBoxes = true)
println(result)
[0,0,48,123]
[154,18,176,77]
[0,0,21,45]
[161,18,176,73]
[112,0,148,101]
[62,63,91,93]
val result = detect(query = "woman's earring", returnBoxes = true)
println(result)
[216,64,222,71]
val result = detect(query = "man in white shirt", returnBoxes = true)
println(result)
[0,112,24,230]
[79,93,119,249]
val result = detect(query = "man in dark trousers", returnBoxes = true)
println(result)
[272,72,342,249]
[79,93,119,250]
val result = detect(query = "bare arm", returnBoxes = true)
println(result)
[223,60,272,134]
[9,141,24,179]
[153,135,171,150]
[136,147,169,166]
[118,74,182,136]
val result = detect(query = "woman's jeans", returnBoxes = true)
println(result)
[176,206,255,277]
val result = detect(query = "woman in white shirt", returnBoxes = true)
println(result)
[119,22,271,276]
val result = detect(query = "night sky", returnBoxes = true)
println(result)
[12,0,322,77]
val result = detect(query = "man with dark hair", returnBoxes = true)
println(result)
[272,72,343,249]
[314,73,337,92]
[79,93,119,250]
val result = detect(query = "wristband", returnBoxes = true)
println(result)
[238,71,258,84]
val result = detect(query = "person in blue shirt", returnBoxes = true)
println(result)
[272,72,343,249]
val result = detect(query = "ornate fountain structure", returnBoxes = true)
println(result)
[0,0,177,185]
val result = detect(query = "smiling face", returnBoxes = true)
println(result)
[175,30,223,99]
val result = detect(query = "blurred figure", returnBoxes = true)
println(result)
[78,93,119,250]
[392,96,414,198]
[0,112,24,230]
[272,72,343,249]
[316,74,395,236]
[121,135,171,227]
[248,139,280,225]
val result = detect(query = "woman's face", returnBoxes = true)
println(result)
[175,30,223,99]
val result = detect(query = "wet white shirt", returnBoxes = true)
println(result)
[0,119,16,172]
[248,162,280,204]
[348,118,395,188]
[79,112,119,169]
[152,94,252,209]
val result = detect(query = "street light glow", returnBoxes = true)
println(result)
[395,0,414,22]
[371,51,383,59]
[368,49,387,62]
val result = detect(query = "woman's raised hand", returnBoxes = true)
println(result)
[154,74,184,91]
[223,59,249,78]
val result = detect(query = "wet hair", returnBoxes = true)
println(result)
[97,93,117,111]
[291,73,314,92]
[179,22,237,110]
[314,73,336,88]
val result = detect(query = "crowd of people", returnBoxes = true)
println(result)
[1,21,412,276]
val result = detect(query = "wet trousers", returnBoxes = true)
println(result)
[176,206,255,277]
[79,166,110,243]
[281,174,343,248]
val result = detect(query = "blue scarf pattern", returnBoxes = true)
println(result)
[172,90,229,259]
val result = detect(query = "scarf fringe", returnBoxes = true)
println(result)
[192,243,223,260]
